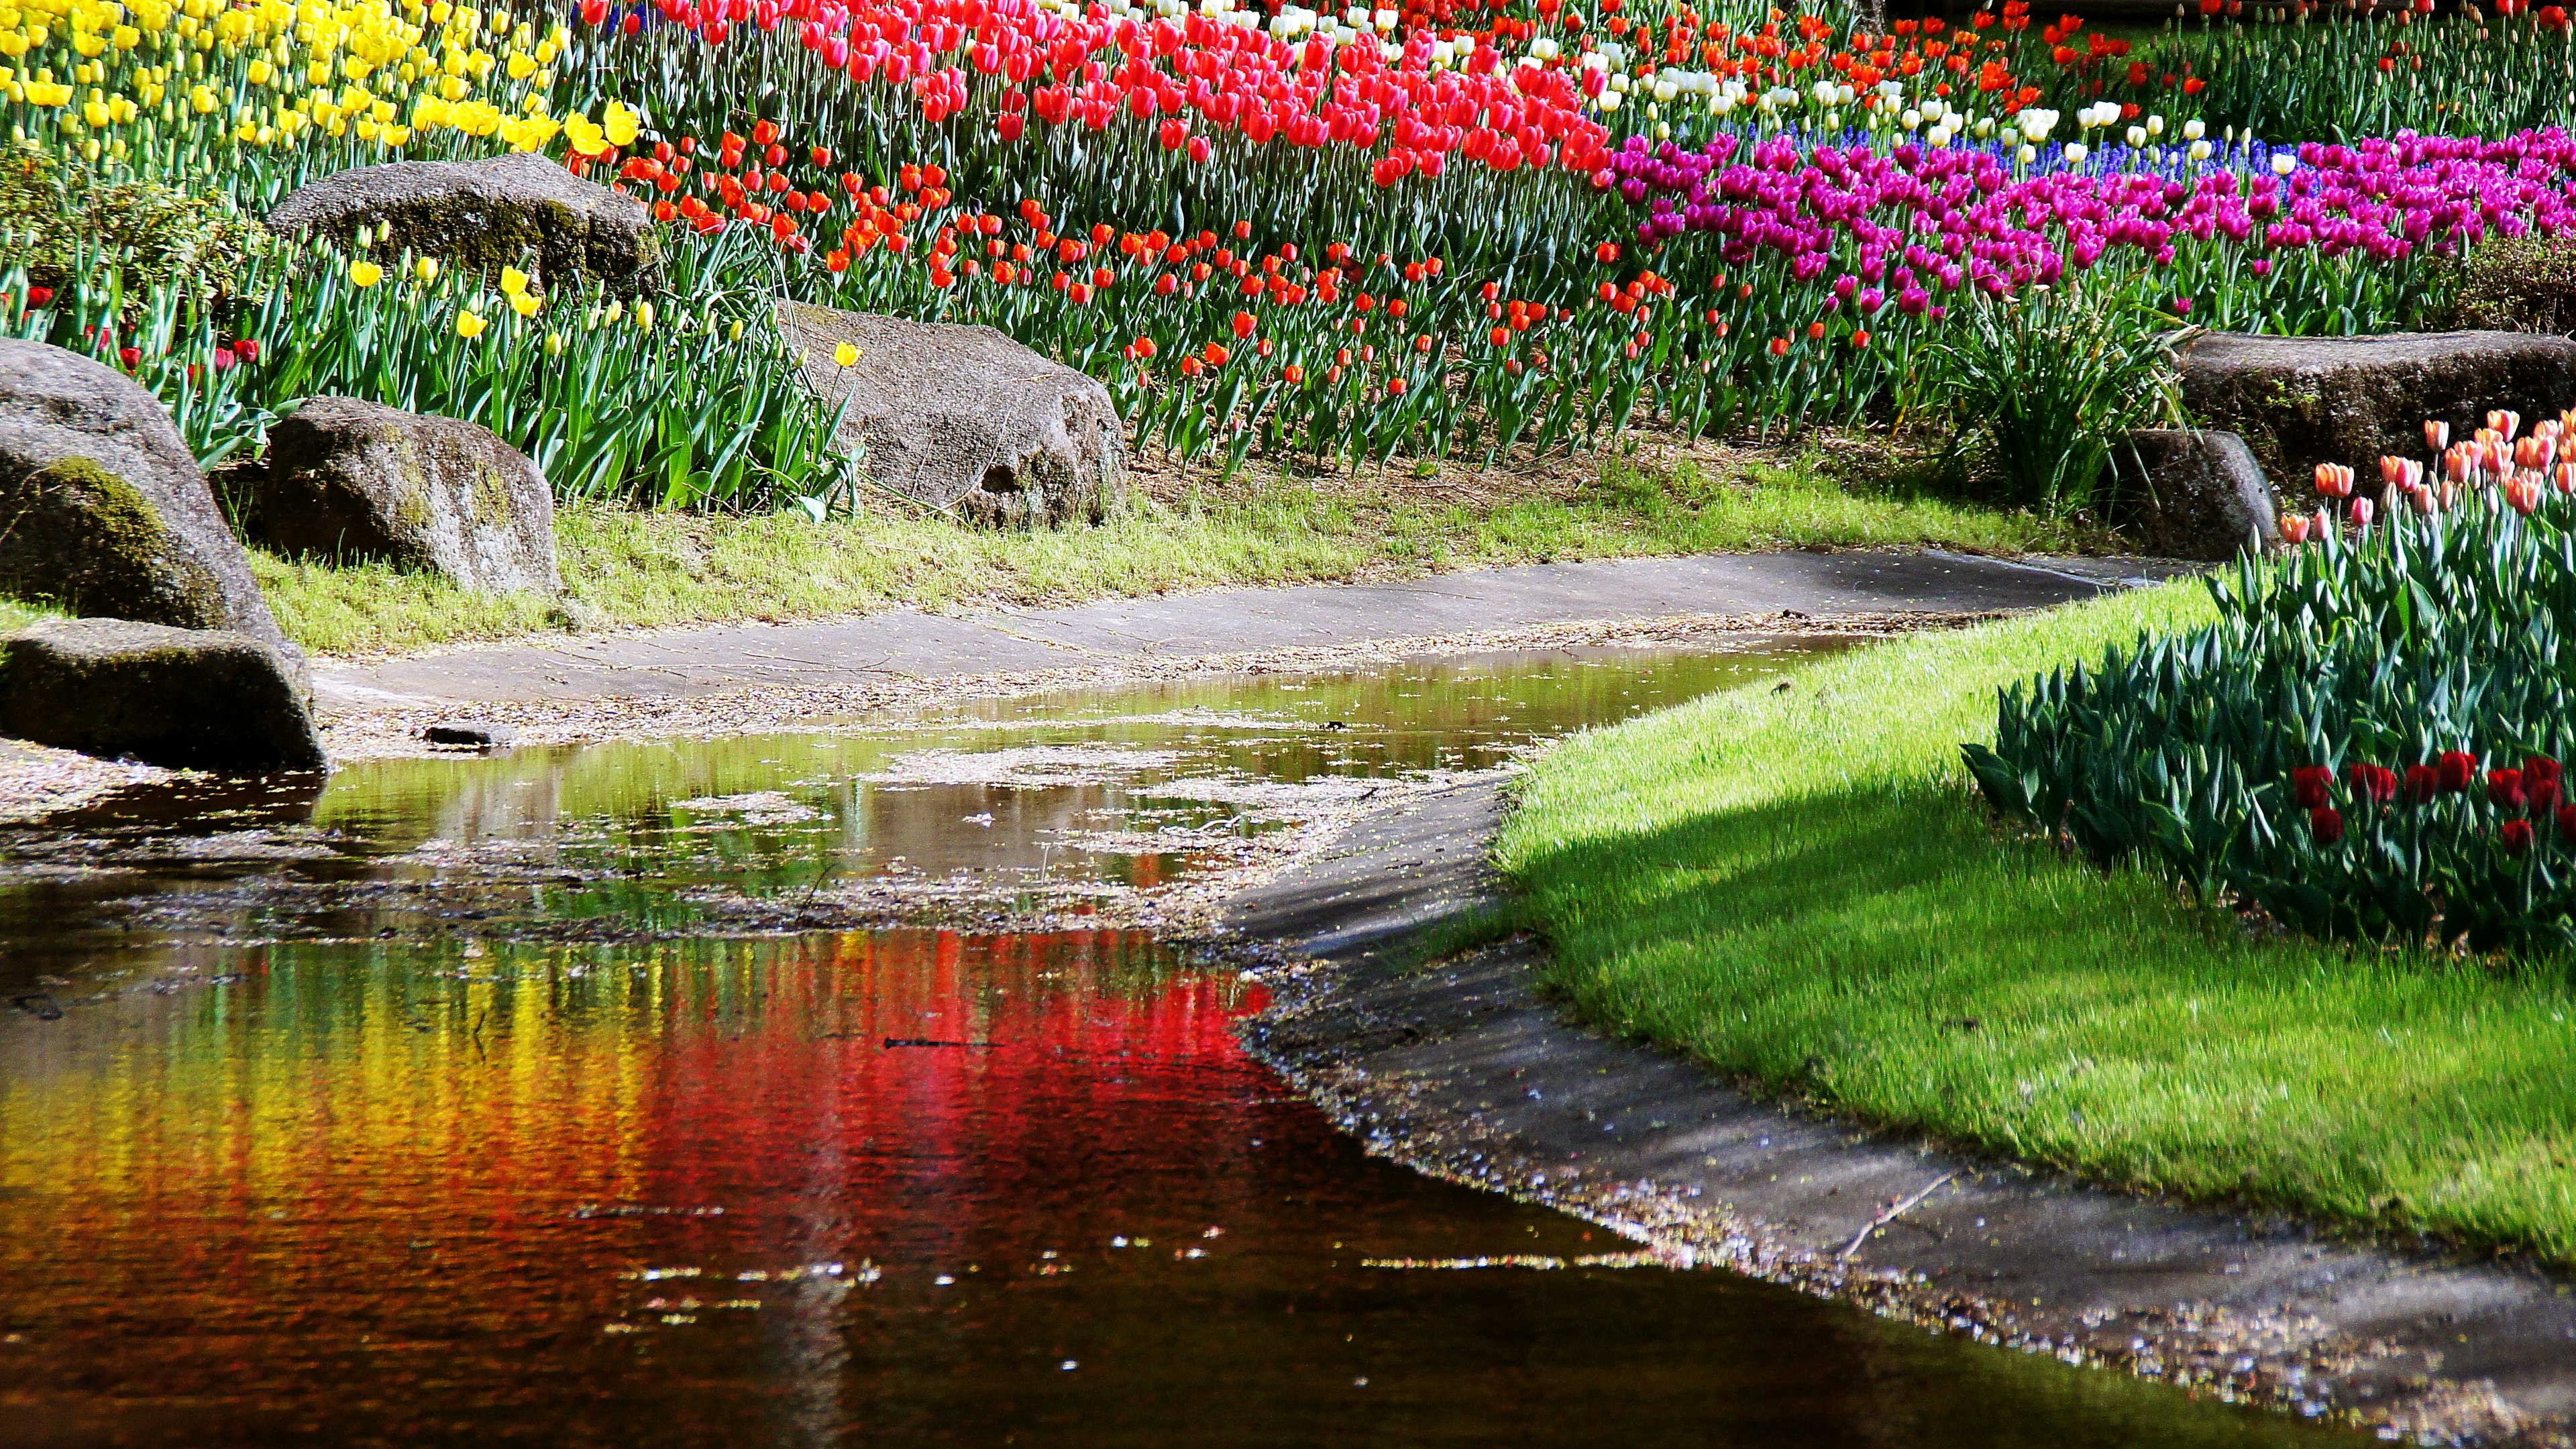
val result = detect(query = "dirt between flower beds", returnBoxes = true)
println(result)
[1223,780,2576,1449]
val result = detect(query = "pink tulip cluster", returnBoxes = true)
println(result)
[1605,127,2576,305]
[2290,408,2576,546]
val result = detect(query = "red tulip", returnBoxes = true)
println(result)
[2308,806,2345,845]
[2406,764,2440,803]
[2291,765,2334,810]
[23,286,52,309]
[2437,751,2478,794]
[2504,818,2536,855]
[2527,756,2565,812]
[2347,763,2399,806]
[2490,769,2528,812]
[2558,803,2576,845]
[233,339,260,362]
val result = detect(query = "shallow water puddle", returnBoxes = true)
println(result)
[0,644,2350,1446]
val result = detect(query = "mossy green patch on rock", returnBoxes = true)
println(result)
[0,455,227,627]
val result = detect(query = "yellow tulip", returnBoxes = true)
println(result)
[508,289,539,318]
[633,300,653,332]
[347,258,383,286]
[498,264,528,294]
[414,256,438,282]
[833,342,859,368]
[601,98,637,146]
[456,309,486,338]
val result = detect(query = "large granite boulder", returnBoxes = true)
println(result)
[0,339,294,655]
[2178,331,2576,503]
[777,302,1124,527]
[267,152,661,292]
[242,398,561,596]
[0,618,325,772]
[2104,429,2279,561]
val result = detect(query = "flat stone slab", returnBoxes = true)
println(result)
[1227,781,2576,1447]
[316,549,2190,714]
[0,617,325,773]
[2179,329,2576,505]
[267,152,660,292]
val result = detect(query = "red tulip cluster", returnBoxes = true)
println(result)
[2298,754,2575,854]
[594,0,1623,184]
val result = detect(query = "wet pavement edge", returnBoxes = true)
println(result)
[1222,780,2576,1449]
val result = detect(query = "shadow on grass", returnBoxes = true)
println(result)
[1507,779,2576,1263]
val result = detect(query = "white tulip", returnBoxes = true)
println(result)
[2182,117,2206,140]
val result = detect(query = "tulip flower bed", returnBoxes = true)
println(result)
[1965,406,2576,958]
[18,0,2576,520]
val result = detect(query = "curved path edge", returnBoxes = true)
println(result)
[1220,780,2576,1449]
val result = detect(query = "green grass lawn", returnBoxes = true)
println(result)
[256,451,2099,656]
[1497,582,2576,1264]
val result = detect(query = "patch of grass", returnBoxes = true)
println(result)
[257,450,2102,657]
[0,597,59,633]
[1498,583,2576,1264]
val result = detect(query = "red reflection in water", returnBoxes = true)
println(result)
[0,930,1302,1447]
[0,930,2354,1449]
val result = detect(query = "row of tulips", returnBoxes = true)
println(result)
[1,225,856,510]
[1967,415,2576,959]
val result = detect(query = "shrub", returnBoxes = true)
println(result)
[1964,466,2576,958]
[0,140,265,303]
[1923,286,2182,519]
[2447,233,2576,335]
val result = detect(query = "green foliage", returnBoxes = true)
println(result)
[1966,494,2576,957]
[0,140,266,303]
[2447,233,2576,335]
[5,225,855,511]
[1923,286,2183,517]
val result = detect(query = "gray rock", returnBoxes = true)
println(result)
[245,398,561,596]
[2105,429,2279,561]
[266,152,661,292]
[0,617,325,772]
[776,302,1124,527]
[0,339,294,655]
[423,720,519,751]
[2178,330,2576,502]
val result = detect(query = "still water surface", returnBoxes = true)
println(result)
[0,646,2350,1447]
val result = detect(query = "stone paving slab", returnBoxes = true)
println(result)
[317,549,2193,712]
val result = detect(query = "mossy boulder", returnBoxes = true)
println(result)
[776,301,1124,528]
[2104,429,2280,561]
[266,152,660,292]
[0,339,293,655]
[0,617,324,772]
[240,397,561,596]
[2178,331,2576,504]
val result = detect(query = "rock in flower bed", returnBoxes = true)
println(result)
[1967,405,2576,955]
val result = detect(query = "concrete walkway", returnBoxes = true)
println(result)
[319,549,2186,712]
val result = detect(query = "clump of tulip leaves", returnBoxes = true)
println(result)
[1964,491,2576,959]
